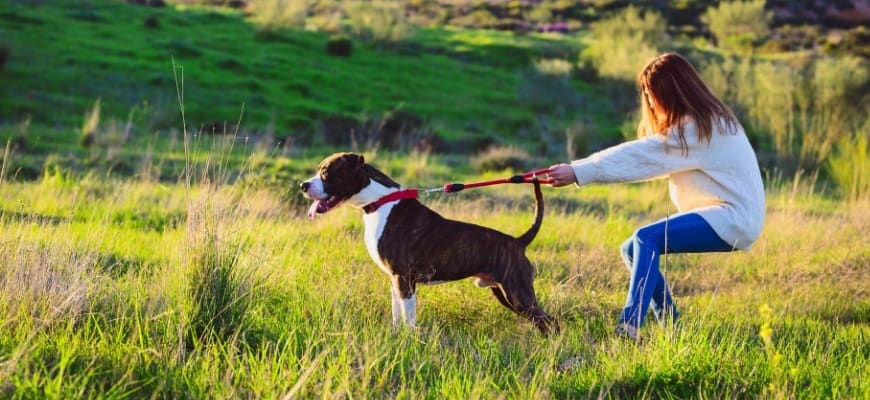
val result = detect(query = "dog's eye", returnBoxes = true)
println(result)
[320,170,341,185]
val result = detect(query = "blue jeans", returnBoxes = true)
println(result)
[619,213,734,329]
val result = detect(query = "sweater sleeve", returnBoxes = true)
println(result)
[570,133,706,186]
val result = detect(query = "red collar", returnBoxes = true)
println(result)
[362,189,419,213]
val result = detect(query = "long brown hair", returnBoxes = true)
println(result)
[637,52,739,155]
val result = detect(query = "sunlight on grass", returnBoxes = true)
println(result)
[0,1,866,397]
[1,158,866,397]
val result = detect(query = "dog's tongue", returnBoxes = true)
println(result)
[307,200,322,220]
[307,199,335,220]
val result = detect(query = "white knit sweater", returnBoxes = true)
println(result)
[570,118,765,250]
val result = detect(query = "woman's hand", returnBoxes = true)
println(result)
[547,163,578,187]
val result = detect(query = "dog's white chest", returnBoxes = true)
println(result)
[363,204,395,276]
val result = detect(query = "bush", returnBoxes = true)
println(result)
[471,145,531,173]
[343,1,413,44]
[518,59,582,116]
[80,98,101,148]
[827,132,869,201]
[578,6,666,82]
[827,26,870,58]
[186,201,253,346]
[701,54,869,171]
[249,0,308,33]
[376,109,424,149]
[325,35,353,57]
[702,0,771,51]
[321,114,359,146]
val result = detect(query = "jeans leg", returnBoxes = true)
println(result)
[622,238,676,324]
[618,231,662,328]
[618,213,735,329]
[651,278,677,324]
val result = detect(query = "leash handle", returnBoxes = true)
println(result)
[442,183,465,192]
[441,167,554,193]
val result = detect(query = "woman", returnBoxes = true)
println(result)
[547,52,765,341]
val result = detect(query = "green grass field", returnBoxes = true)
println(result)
[1,0,868,398]
[0,0,612,146]
[1,152,867,398]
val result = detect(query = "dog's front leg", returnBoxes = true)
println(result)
[390,283,402,327]
[391,275,417,329]
[402,294,417,328]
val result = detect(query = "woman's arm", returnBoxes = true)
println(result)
[553,133,707,186]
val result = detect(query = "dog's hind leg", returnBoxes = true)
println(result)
[509,291,559,335]
[499,272,559,336]
[490,287,514,311]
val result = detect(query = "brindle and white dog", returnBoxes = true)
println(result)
[301,152,558,335]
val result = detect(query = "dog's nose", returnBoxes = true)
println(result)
[300,181,311,191]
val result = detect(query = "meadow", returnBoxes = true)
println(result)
[1,0,868,398]
[1,146,867,398]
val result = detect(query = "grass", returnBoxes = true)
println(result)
[0,0,615,149]
[0,148,866,398]
[0,0,866,397]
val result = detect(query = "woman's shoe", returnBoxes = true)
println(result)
[615,323,641,344]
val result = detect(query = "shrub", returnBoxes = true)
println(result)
[249,0,308,33]
[376,109,424,150]
[321,114,359,146]
[702,0,771,51]
[143,15,159,29]
[471,145,531,173]
[518,59,582,115]
[187,232,251,345]
[827,128,869,201]
[534,58,573,76]
[80,98,101,148]
[579,6,666,82]
[185,200,253,346]
[343,0,413,44]
[701,54,869,171]
[325,35,353,57]
[146,101,178,132]
[828,26,870,58]
[565,119,594,160]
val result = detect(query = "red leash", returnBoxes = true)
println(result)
[440,168,553,193]
[362,168,553,213]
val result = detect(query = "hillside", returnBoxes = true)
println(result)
[0,0,624,161]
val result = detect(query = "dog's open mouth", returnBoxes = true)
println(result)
[307,195,346,219]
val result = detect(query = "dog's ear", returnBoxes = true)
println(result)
[348,153,365,169]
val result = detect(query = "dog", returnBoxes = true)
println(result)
[300,152,559,335]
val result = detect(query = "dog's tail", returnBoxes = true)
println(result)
[517,179,544,247]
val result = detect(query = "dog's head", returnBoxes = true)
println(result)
[300,152,399,219]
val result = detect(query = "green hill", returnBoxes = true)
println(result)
[1,0,618,159]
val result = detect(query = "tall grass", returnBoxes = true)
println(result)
[701,0,771,51]
[701,54,869,172]
[578,6,666,82]
[827,131,870,201]
[248,0,309,33]
[184,193,254,347]
[0,155,867,397]
[79,98,101,147]
[343,0,413,44]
